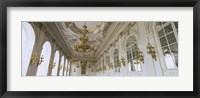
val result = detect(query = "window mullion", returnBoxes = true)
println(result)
[171,22,178,43]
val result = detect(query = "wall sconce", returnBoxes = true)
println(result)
[120,56,126,66]
[49,60,56,69]
[117,61,121,68]
[106,64,110,69]
[30,52,38,65]
[147,43,157,61]
[108,63,113,69]
[58,64,62,70]
[136,48,144,64]
[38,55,44,66]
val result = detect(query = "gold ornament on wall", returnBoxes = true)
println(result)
[30,52,38,65]
[49,60,56,69]
[136,48,144,64]
[119,56,126,66]
[58,64,62,70]
[91,56,97,64]
[147,43,157,61]
[120,31,126,37]
[70,55,77,64]
[103,65,107,70]
[38,55,44,66]
[117,60,121,68]
[108,63,113,69]
[106,64,110,69]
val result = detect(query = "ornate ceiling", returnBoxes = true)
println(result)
[55,22,113,58]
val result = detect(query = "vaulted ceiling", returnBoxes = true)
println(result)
[42,21,134,60]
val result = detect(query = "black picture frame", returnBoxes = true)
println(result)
[0,0,199,98]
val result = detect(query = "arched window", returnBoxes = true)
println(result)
[156,22,178,69]
[36,41,51,76]
[114,49,120,72]
[22,22,35,76]
[52,50,59,76]
[64,59,68,76]
[126,36,142,72]
[67,61,71,75]
[59,56,64,76]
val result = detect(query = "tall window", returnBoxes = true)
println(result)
[22,22,35,76]
[67,61,71,75]
[114,49,120,72]
[64,59,68,76]
[59,56,64,76]
[156,22,178,69]
[36,41,51,76]
[126,36,141,72]
[52,50,59,76]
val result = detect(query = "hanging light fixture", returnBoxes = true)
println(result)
[74,23,94,54]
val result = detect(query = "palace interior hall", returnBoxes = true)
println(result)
[22,22,178,76]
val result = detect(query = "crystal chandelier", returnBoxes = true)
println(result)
[74,23,94,53]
